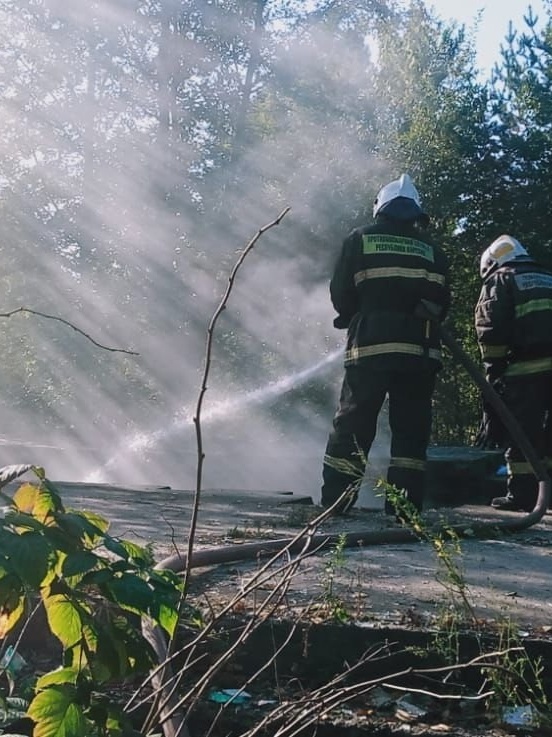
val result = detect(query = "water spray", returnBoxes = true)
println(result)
[85,346,343,482]
[156,311,551,573]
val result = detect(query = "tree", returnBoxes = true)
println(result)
[487,7,552,263]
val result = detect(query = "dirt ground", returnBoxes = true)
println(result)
[20,479,552,632]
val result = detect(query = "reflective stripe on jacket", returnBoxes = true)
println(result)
[331,221,450,371]
[475,261,552,380]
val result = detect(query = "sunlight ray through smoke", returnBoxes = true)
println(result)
[0,1,394,490]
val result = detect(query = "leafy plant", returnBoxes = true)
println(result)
[0,466,183,737]
[381,480,475,623]
[320,532,349,623]
[482,617,550,722]
[384,481,552,723]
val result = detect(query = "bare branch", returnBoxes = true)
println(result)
[183,206,291,597]
[239,646,528,737]
[0,306,138,355]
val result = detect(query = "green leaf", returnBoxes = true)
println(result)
[78,569,114,587]
[105,574,154,616]
[94,628,129,681]
[43,594,86,649]
[3,531,54,588]
[12,484,60,524]
[3,510,44,532]
[32,475,66,508]
[61,552,101,578]
[102,537,130,561]
[56,512,107,546]
[67,623,99,671]
[32,467,46,481]
[36,668,79,689]
[157,601,179,638]
[40,527,82,555]
[73,510,109,536]
[28,684,87,737]
[148,568,182,590]
[0,574,25,638]
[114,539,154,567]
[102,536,153,567]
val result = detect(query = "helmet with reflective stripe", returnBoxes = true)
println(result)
[373,173,423,219]
[479,234,529,280]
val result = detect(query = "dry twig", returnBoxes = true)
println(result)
[184,206,291,598]
[0,306,138,354]
[135,208,291,737]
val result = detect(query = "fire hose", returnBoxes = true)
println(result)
[157,317,550,577]
[148,312,550,737]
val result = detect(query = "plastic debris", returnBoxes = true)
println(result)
[501,704,536,727]
[369,687,395,709]
[0,646,27,676]
[208,689,252,705]
[395,697,428,722]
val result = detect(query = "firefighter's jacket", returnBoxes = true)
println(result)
[331,219,450,371]
[475,259,552,382]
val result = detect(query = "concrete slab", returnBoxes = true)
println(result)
[6,478,551,632]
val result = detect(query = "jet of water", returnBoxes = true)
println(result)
[85,347,343,482]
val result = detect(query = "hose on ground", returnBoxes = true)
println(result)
[149,319,550,737]
[157,321,550,576]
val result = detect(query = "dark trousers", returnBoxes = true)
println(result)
[503,372,552,510]
[321,366,436,511]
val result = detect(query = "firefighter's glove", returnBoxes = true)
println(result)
[333,314,350,329]
[414,299,443,322]
[484,358,508,385]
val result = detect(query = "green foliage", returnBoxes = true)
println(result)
[482,618,549,718]
[0,467,183,737]
[384,479,552,720]
[486,8,552,260]
[382,480,475,622]
[321,532,350,623]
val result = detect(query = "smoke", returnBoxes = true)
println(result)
[0,1,394,496]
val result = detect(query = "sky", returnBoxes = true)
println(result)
[428,0,548,76]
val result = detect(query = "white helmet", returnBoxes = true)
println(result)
[373,173,422,218]
[479,234,529,279]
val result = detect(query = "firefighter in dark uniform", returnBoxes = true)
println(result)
[476,234,552,512]
[321,174,450,514]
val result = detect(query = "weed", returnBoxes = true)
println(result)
[0,466,183,737]
[382,480,552,722]
[225,521,275,539]
[282,504,320,528]
[482,617,550,721]
[380,480,475,626]
[319,533,350,622]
